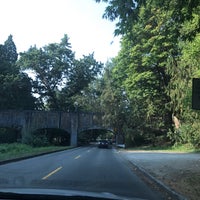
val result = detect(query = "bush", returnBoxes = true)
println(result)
[0,143,30,154]
[0,128,21,143]
[23,134,50,147]
[23,128,70,147]
[125,131,146,147]
[31,135,50,147]
[168,123,200,149]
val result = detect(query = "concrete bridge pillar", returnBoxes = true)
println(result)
[70,113,78,146]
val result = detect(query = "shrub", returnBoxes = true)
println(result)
[0,128,20,143]
[30,135,50,147]
[23,134,50,147]
[168,123,200,148]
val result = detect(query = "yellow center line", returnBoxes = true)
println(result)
[74,155,81,159]
[42,166,62,180]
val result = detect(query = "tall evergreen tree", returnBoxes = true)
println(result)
[4,35,18,63]
[0,35,36,110]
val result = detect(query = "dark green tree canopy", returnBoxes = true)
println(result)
[66,53,103,97]
[4,35,18,63]
[0,35,18,75]
[18,35,103,111]
[0,35,36,110]
[95,0,200,35]
[95,0,200,147]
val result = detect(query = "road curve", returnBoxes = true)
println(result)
[0,146,166,199]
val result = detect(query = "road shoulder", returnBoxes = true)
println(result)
[118,149,200,200]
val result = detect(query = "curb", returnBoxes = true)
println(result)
[0,146,79,166]
[126,159,187,200]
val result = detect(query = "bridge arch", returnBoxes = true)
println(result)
[77,127,115,146]
[0,110,111,146]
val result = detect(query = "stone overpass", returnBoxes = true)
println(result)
[0,110,105,146]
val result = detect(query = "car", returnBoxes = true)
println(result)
[0,188,137,200]
[98,140,109,148]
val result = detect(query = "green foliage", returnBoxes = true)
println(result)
[0,73,36,109]
[18,34,74,110]
[0,143,30,154]
[72,79,103,112]
[168,109,200,149]
[64,53,103,97]
[18,35,103,111]
[167,10,200,147]
[0,35,36,110]
[99,61,133,145]
[95,0,139,35]
[1,34,102,112]
[96,0,200,148]
[24,128,70,147]
[124,127,145,148]
[110,2,174,135]
[30,135,50,147]
[127,143,198,152]
[0,143,71,161]
[0,128,21,143]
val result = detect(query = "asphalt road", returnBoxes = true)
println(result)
[0,146,166,199]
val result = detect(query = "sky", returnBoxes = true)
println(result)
[0,0,121,63]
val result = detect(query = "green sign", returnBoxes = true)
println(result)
[192,78,200,110]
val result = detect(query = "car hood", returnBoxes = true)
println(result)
[0,188,146,200]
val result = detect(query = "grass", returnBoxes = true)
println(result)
[126,143,200,153]
[0,143,72,161]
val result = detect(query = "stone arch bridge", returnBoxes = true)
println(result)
[0,110,110,146]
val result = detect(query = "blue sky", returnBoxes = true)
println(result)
[0,0,120,63]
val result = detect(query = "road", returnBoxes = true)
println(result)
[0,146,166,199]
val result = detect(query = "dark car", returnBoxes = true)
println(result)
[98,140,109,148]
[0,188,138,200]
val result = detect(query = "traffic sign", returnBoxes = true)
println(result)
[192,78,200,110]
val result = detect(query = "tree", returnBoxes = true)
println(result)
[109,2,177,137]
[166,6,200,147]
[18,34,74,110]
[0,35,18,75]
[4,35,18,63]
[96,0,200,147]
[64,54,103,96]
[0,35,36,110]
[71,79,103,112]
[99,61,130,143]
[0,73,36,110]
[18,35,103,111]
[58,53,103,111]
[95,0,140,35]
